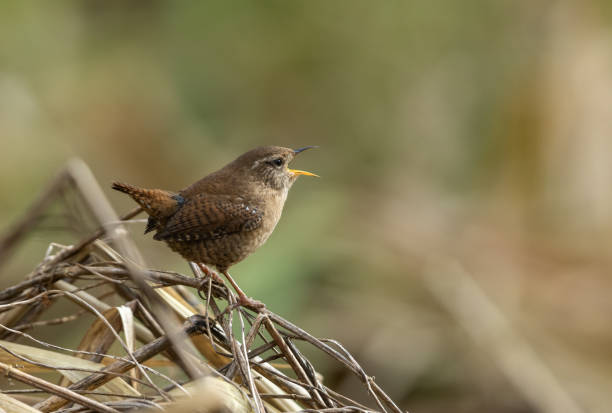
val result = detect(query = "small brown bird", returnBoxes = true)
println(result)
[112,145,317,309]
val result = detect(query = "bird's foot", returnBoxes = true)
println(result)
[234,292,266,311]
[196,278,210,301]
[196,263,226,300]
[219,269,265,311]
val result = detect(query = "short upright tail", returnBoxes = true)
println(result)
[112,182,144,197]
[112,182,181,224]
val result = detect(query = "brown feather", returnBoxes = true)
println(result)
[111,182,180,222]
[153,194,263,241]
[111,145,315,273]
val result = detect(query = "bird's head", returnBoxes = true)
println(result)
[232,145,318,191]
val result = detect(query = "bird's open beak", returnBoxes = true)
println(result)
[289,169,319,177]
[290,146,319,177]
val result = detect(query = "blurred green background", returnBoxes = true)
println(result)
[2,1,612,412]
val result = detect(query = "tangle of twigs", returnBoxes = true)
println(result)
[0,160,404,413]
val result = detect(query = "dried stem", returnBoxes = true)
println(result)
[0,361,120,413]
[34,315,209,412]
[0,159,404,413]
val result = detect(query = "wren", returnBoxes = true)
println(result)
[112,145,317,309]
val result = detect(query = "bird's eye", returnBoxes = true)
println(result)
[269,158,283,167]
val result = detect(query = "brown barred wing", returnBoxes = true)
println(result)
[153,194,263,242]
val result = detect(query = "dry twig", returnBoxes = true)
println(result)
[0,160,403,413]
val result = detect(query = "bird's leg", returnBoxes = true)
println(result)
[195,263,226,301]
[221,270,265,311]
[197,263,224,284]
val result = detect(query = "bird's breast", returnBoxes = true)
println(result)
[255,187,289,246]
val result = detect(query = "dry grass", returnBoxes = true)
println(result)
[0,160,402,413]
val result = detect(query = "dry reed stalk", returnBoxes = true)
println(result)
[0,159,404,413]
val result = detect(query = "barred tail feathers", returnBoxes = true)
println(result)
[111,181,179,221]
[112,181,141,196]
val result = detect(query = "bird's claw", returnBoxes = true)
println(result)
[196,274,225,300]
[235,294,266,311]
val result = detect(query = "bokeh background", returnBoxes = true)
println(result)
[2,1,612,412]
